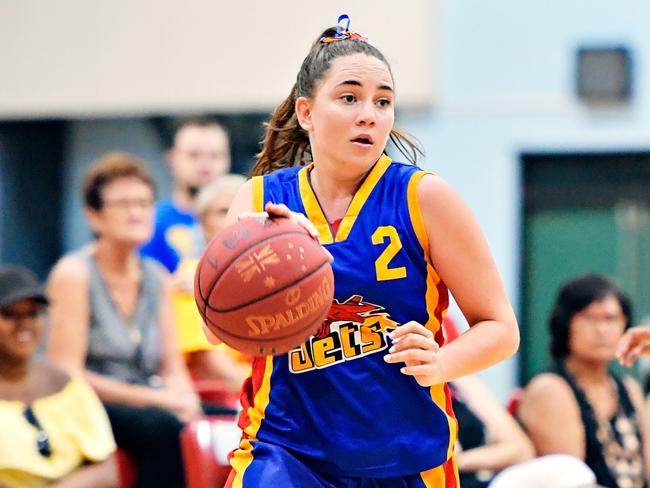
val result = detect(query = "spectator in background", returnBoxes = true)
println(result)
[518,274,650,488]
[173,174,250,393]
[46,153,201,488]
[0,265,116,488]
[141,117,231,287]
[441,316,597,487]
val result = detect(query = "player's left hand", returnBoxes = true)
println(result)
[384,321,442,387]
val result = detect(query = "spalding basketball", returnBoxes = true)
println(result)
[194,217,334,356]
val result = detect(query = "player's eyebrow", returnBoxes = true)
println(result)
[336,80,394,91]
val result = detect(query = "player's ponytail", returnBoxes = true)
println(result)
[250,21,423,177]
[252,83,311,177]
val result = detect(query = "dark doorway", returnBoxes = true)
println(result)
[521,151,650,383]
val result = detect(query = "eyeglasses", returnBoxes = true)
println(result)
[0,308,44,320]
[102,197,155,210]
[575,312,626,327]
[24,406,52,457]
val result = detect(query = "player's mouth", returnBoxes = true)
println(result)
[351,135,374,148]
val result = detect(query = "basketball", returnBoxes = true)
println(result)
[194,217,334,356]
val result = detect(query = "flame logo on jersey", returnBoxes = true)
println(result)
[288,295,399,374]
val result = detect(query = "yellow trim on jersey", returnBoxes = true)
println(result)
[252,175,265,213]
[298,154,392,245]
[420,461,447,487]
[420,457,459,487]
[298,164,333,245]
[407,169,457,460]
[407,170,431,254]
[229,355,274,487]
[335,154,392,242]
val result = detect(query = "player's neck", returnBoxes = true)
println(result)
[309,166,365,221]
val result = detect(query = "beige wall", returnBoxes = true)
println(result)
[0,0,435,118]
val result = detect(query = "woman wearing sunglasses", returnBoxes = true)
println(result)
[0,265,116,488]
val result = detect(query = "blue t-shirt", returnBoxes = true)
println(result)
[140,200,204,273]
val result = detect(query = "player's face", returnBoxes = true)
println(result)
[169,126,231,193]
[0,299,45,362]
[200,190,237,241]
[87,177,155,246]
[568,294,627,364]
[300,53,394,176]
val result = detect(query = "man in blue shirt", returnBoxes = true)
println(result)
[141,118,231,283]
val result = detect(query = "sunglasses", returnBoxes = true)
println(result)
[24,406,52,457]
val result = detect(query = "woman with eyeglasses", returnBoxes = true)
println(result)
[46,152,201,488]
[0,265,116,488]
[518,274,650,488]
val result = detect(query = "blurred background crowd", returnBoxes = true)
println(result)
[1,0,650,487]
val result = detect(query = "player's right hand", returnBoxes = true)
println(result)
[238,202,333,262]
[616,326,650,367]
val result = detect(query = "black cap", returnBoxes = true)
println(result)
[0,265,49,308]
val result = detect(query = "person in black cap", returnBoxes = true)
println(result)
[0,265,117,488]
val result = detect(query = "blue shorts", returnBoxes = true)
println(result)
[226,439,459,488]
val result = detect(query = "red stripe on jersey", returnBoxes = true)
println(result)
[236,355,268,433]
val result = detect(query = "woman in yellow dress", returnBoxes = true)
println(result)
[0,265,116,488]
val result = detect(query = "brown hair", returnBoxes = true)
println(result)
[251,27,423,176]
[83,152,156,210]
[172,116,227,146]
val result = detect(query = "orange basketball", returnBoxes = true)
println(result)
[194,217,334,356]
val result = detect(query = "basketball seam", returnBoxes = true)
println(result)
[203,303,329,343]
[200,229,312,311]
[204,259,331,313]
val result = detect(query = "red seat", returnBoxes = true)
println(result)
[506,388,523,416]
[181,416,240,488]
[116,448,137,488]
[194,379,240,411]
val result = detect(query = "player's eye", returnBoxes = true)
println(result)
[341,94,356,104]
[376,98,392,108]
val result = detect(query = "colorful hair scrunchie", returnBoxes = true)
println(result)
[320,14,368,44]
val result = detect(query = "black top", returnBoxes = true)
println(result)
[555,363,647,488]
[451,384,491,488]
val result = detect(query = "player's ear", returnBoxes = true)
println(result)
[295,97,313,132]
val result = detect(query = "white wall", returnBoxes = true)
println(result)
[0,0,434,117]
[401,0,650,400]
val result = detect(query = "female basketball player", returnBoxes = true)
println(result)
[219,16,520,488]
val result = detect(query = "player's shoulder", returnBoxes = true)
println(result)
[385,159,430,188]
[262,165,304,183]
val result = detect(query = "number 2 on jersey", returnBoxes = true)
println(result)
[372,226,407,281]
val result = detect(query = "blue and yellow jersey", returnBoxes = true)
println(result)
[140,200,204,273]
[232,155,457,478]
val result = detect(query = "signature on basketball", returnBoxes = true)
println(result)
[222,227,251,250]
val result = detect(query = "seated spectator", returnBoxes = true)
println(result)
[0,265,116,488]
[173,174,250,393]
[46,153,201,488]
[518,274,650,488]
[451,374,535,487]
[442,316,597,487]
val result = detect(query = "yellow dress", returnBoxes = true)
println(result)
[0,376,116,488]
[173,258,248,364]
